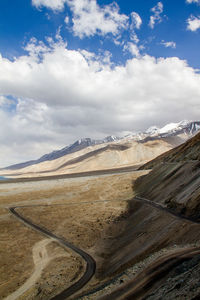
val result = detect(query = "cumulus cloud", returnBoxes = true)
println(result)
[161,40,176,48]
[187,15,200,31]
[32,0,142,41]
[65,0,129,38]
[32,0,67,11]
[33,0,129,38]
[0,38,200,166]
[149,2,164,29]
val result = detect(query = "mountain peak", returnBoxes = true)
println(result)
[144,120,200,138]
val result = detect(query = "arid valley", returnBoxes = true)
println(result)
[1,122,200,299]
[0,170,149,299]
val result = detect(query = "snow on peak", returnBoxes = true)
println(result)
[159,120,193,134]
[178,120,190,127]
[159,122,180,134]
[146,126,159,135]
[104,135,118,142]
[138,120,200,140]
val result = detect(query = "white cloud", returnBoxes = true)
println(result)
[149,2,164,29]
[130,33,139,43]
[33,0,141,41]
[186,0,200,4]
[161,40,176,48]
[0,38,200,166]
[130,12,142,44]
[32,0,67,11]
[65,0,129,38]
[187,15,200,31]
[124,42,140,57]
[130,12,142,30]
[64,15,69,24]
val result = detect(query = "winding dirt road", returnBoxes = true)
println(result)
[7,183,200,299]
[9,206,96,300]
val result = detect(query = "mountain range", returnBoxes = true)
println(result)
[1,120,200,179]
[4,120,200,171]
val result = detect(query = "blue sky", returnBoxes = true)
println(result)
[0,0,200,166]
[1,0,200,66]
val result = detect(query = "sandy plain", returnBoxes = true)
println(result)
[0,170,147,299]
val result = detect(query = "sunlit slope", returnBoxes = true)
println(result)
[0,139,173,178]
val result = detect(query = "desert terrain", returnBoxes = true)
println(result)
[0,139,173,178]
[0,169,150,299]
[1,167,200,299]
[1,132,200,299]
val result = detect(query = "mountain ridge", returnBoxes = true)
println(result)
[4,120,200,171]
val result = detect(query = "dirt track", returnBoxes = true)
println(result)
[8,193,200,300]
[3,168,199,299]
[0,170,146,299]
[5,238,67,300]
[9,206,96,300]
[135,196,200,224]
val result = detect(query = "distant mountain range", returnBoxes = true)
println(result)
[4,120,200,170]
[128,120,200,142]
[4,136,121,170]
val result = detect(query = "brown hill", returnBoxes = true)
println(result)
[135,131,200,220]
[96,133,200,299]
[0,139,173,178]
[140,131,200,170]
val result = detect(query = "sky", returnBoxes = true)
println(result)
[0,0,200,167]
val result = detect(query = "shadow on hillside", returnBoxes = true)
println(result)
[95,183,200,280]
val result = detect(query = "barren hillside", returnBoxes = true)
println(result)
[95,133,200,300]
[135,132,200,218]
[141,131,200,169]
[0,139,173,178]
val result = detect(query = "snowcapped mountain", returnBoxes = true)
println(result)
[145,126,160,135]
[125,120,200,142]
[4,121,200,170]
[5,136,120,170]
[144,120,200,138]
[39,136,120,162]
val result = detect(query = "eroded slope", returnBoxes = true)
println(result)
[135,132,200,220]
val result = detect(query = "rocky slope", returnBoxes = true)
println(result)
[141,130,200,169]
[94,131,200,300]
[135,132,200,219]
